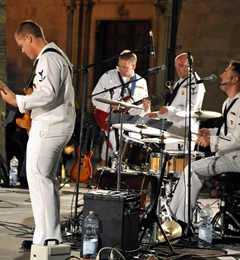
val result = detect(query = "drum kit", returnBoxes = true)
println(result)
[95,97,222,244]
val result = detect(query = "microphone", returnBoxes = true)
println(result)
[149,29,156,59]
[148,65,166,72]
[196,74,217,84]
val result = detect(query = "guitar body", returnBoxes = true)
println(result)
[94,108,110,131]
[70,146,94,183]
[16,112,32,130]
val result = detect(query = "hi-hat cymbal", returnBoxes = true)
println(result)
[95,97,143,110]
[113,123,187,139]
[141,137,182,144]
[112,123,164,136]
[176,110,221,120]
[158,220,182,244]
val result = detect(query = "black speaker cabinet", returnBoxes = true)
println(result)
[81,192,140,259]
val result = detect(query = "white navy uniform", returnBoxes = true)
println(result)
[170,93,240,223]
[157,73,205,151]
[16,42,76,245]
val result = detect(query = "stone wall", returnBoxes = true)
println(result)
[0,0,8,177]
[177,0,240,112]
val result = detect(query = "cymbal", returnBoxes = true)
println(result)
[158,220,182,244]
[113,123,187,139]
[176,110,221,120]
[141,137,182,144]
[95,97,143,110]
[112,123,166,136]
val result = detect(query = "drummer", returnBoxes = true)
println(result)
[92,50,151,166]
[145,52,206,151]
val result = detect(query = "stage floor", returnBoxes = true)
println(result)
[1,180,240,260]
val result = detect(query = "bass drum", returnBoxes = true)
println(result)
[93,167,157,210]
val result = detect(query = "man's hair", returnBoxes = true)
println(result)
[175,52,194,64]
[119,50,137,64]
[230,60,240,76]
[15,20,45,40]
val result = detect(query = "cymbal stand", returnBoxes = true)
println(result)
[116,106,125,191]
[139,152,177,257]
[159,171,178,223]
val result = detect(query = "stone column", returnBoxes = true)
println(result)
[0,0,8,183]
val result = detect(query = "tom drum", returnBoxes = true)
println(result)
[121,135,152,169]
[150,151,205,177]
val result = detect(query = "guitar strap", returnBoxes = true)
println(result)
[24,48,72,90]
[118,72,136,99]
[167,76,189,105]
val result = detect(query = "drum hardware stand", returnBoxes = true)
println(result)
[139,152,178,257]
[116,106,125,191]
[159,172,178,223]
[185,53,194,239]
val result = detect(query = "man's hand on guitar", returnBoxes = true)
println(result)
[142,98,151,112]
[0,81,18,107]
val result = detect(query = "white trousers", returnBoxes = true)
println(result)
[170,154,240,223]
[27,124,72,245]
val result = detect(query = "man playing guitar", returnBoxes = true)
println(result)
[92,50,151,166]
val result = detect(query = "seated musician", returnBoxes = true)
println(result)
[170,60,240,235]
[92,50,151,166]
[146,52,206,151]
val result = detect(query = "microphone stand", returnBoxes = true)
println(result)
[186,52,193,238]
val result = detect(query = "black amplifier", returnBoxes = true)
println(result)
[81,192,140,259]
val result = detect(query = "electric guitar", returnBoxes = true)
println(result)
[0,80,32,134]
[94,88,172,131]
[70,123,94,183]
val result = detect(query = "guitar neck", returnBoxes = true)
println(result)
[132,89,171,106]
[81,124,91,156]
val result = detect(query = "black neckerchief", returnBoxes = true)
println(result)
[167,76,189,105]
[216,98,238,136]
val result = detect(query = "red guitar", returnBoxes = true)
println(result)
[70,124,94,183]
[94,88,172,131]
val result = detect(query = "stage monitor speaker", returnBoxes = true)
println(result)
[80,192,140,259]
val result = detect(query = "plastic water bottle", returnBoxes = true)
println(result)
[9,156,18,186]
[82,211,98,259]
[198,204,213,248]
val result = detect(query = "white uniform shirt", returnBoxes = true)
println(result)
[157,73,206,139]
[92,68,150,117]
[16,42,76,133]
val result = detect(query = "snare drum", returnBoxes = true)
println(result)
[149,151,205,175]
[149,152,164,174]
[121,135,152,169]
[167,150,205,175]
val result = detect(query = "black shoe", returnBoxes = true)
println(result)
[177,220,188,234]
[21,240,33,250]
[186,224,195,237]
[180,223,195,238]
